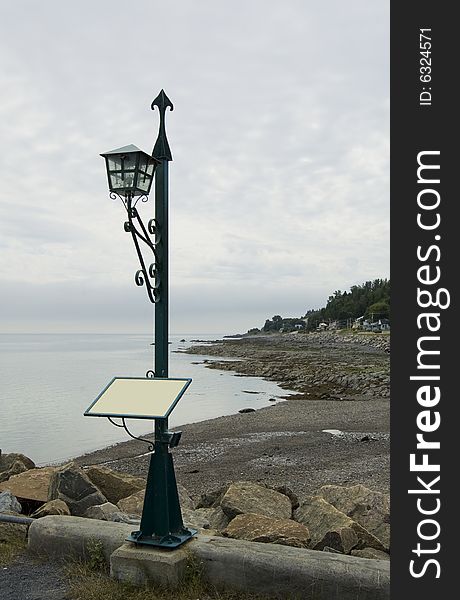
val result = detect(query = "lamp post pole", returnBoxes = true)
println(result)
[135,91,175,542]
[129,91,194,547]
[151,89,172,380]
[98,90,194,548]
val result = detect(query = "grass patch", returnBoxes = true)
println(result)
[0,536,28,566]
[86,539,108,573]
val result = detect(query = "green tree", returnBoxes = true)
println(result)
[366,301,390,320]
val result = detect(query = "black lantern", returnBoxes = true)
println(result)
[100,144,158,196]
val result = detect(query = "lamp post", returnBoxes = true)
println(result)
[99,90,195,549]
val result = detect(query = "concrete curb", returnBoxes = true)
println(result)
[190,535,389,599]
[28,516,390,599]
[28,515,133,563]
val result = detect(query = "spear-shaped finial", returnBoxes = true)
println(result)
[151,89,174,161]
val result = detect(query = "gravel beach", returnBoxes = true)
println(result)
[74,332,390,502]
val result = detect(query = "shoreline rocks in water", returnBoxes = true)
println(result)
[182,331,390,401]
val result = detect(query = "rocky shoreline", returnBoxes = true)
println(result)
[2,331,390,504]
[65,331,390,500]
[1,334,390,569]
[185,331,390,401]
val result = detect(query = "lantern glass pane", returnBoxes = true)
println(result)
[122,153,137,172]
[110,171,135,189]
[107,156,123,171]
[138,174,152,192]
[139,155,156,176]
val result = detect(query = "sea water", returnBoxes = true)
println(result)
[0,333,291,465]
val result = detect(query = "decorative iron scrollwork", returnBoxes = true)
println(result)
[113,192,160,304]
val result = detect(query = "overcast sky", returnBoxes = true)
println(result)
[0,1,389,334]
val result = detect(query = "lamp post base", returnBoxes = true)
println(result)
[127,527,197,549]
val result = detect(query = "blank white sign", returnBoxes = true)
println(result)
[84,377,192,419]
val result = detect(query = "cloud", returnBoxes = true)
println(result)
[0,0,389,333]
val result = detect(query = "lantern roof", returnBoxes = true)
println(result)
[101,144,145,157]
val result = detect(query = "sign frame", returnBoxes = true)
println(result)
[84,376,192,420]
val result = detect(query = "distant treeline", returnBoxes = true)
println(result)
[304,278,390,328]
[252,279,390,334]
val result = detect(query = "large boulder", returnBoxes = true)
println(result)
[84,466,145,504]
[271,484,300,510]
[117,489,144,516]
[0,490,22,513]
[351,548,390,561]
[0,467,56,502]
[0,460,28,483]
[294,496,386,554]
[31,499,70,518]
[177,484,195,510]
[117,484,194,517]
[196,485,230,509]
[0,489,26,544]
[182,508,212,530]
[0,452,35,483]
[48,462,107,516]
[224,513,310,548]
[221,482,292,520]
[371,523,390,552]
[317,484,390,550]
[192,506,230,531]
[84,502,132,523]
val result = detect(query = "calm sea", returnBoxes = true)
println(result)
[0,333,291,465]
